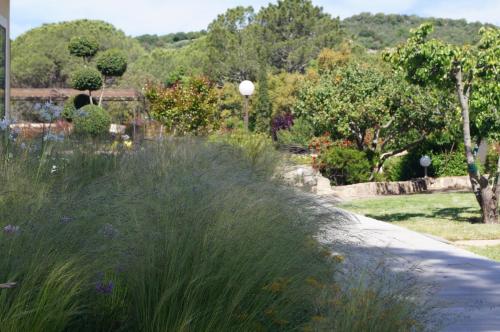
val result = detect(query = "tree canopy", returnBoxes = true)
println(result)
[11,6,494,88]
[295,59,454,178]
[385,23,500,223]
[11,20,144,88]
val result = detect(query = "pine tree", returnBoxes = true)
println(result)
[252,65,272,133]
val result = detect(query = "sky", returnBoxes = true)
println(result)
[10,0,500,39]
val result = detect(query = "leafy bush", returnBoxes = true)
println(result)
[96,49,128,77]
[276,118,315,151]
[62,97,77,121]
[71,68,103,95]
[430,151,468,177]
[382,156,405,182]
[145,77,219,135]
[387,149,468,181]
[484,145,500,175]
[318,147,371,185]
[73,105,111,137]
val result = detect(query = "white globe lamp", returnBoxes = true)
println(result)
[239,80,255,130]
[420,155,432,178]
[239,80,255,97]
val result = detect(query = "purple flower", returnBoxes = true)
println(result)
[271,113,294,140]
[60,216,74,224]
[95,281,114,295]
[0,118,11,131]
[3,225,20,234]
[102,224,118,238]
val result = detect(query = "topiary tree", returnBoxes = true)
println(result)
[96,49,128,106]
[385,24,500,223]
[68,36,99,63]
[73,104,111,137]
[71,68,103,105]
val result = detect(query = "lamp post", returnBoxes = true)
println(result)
[420,155,432,178]
[239,80,255,130]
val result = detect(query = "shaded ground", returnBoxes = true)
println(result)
[339,193,500,262]
[321,208,500,332]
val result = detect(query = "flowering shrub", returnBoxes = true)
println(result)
[34,102,63,122]
[144,77,219,135]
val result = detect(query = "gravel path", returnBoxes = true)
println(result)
[322,208,500,332]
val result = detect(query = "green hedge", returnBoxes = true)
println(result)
[384,150,468,181]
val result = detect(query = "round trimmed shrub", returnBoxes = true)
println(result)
[96,49,128,77]
[73,105,111,137]
[68,36,99,59]
[319,147,371,186]
[63,95,97,121]
[71,68,103,93]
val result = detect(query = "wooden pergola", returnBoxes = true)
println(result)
[11,88,144,102]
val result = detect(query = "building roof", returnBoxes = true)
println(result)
[11,88,143,101]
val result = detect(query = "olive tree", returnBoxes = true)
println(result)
[385,24,500,223]
[71,68,103,105]
[96,49,128,106]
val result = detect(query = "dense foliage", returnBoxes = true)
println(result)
[135,31,207,51]
[343,13,491,50]
[11,5,493,89]
[295,58,454,178]
[11,20,144,88]
[145,77,219,135]
[385,23,500,223]
[73,104,111,136]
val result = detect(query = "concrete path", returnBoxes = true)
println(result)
[322,209,500,332]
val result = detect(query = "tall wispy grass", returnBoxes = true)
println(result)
[0,134,430,331]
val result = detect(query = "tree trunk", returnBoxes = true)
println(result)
[455,68,498,224]
[480,185,499,224]
[98,78,106,107]
[89,91,94,105]
[243,96,249,131]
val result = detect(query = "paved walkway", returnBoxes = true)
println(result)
[322,208,500,332]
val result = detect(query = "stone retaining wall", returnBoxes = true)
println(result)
[330,176,471,200]
[283,165,472,200]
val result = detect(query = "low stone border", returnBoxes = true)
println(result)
[283,165,471,200]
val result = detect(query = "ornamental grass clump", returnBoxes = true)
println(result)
[0,136,430,331]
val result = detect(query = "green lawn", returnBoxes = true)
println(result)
[339,192,500,241]
[340,192,500,261]
[467,245,500,261]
